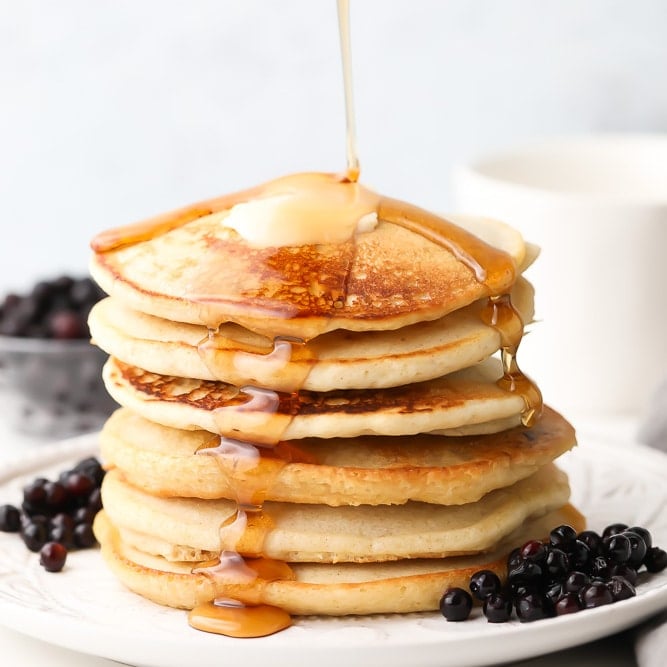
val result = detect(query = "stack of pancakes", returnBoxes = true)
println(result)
[88,175,582,630]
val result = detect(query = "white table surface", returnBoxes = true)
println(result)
[0,412,645,667]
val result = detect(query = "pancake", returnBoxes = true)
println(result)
[101,356,527,441]
[88,278,534,392]
[90,199,527,340]
[100,406,575,506]
[101,464,570,563]
[93,503,585,616]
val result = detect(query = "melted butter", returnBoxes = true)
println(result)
[221,172,379,247]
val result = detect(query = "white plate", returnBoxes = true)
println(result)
[0,431,666,667]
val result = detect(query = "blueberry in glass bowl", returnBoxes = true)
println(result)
[0,275,117,438]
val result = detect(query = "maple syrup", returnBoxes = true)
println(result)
[481,294,542,426]
[337,0,359,182]
[191,412,301,636]
[189,601,292,638]
[90,183,264,253]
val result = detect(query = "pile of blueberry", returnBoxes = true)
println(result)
[0,457,105,572]
[440,523,667,623]
[0,275,105,339]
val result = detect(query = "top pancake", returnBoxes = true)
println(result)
[90,204,527,339]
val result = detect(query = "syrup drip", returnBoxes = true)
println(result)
[191,421,299,637]
[198,332,315,393]
[212,386,295,446]
[377,197,516,294]
[481,294,542,426]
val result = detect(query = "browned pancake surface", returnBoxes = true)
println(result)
[91,216,518,338]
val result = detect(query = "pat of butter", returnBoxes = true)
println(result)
[222,172,380,247]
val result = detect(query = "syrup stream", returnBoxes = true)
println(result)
[337,0,359,183]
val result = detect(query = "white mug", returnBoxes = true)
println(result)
[453,134,667,418]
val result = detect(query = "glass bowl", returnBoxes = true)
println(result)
[0,335,116,439]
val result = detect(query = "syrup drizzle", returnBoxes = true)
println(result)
[377,197,516,293]
[190,430,297,637]
[91,183,264,253]
[481,294,542,426]
[198,331,315,393]
[337,0,360,183]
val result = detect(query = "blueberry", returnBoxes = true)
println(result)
[515,592,554,622]
[591,556,612,581]
[43,481,68,513]
[554,592,582,615]
[48,523,74,549]
[74,457,105,487]
[0,504,21,532]
[567,540,592,571]
[73,523,96,549]
[622,531,648,568]
[21,520,48,552]
[602,523,629,539]
[549,524,577,548]
[644,547,667,573]
[22,479,47,513]
[545,548,570,578]
[73,507,95,526]
[605,534,632,564]
[87,488,103,514]
[63,472,95,500]
[520,539,547,563]
[469,570,501,601]
[544,580,563,603]
[610,563,638,586]
[577,530,603,556]
[580,582,614,609]
[607,576,636,602]
[483,593,512,623]
[48,310,87,340]
[628,526,652,551]
[39,542,67,572]
[562,571,590,594]
[508,560,543,587]
[507,547,523,570]
[439,588,473,621]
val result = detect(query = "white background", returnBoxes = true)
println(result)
[1,0,666,293]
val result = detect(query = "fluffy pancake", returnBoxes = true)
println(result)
[101,356,526,441]
[93,504,585,615]
[100,406,575,506]
[90,207,526,340]
[88,278,534,392]
[101,464,570,563]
